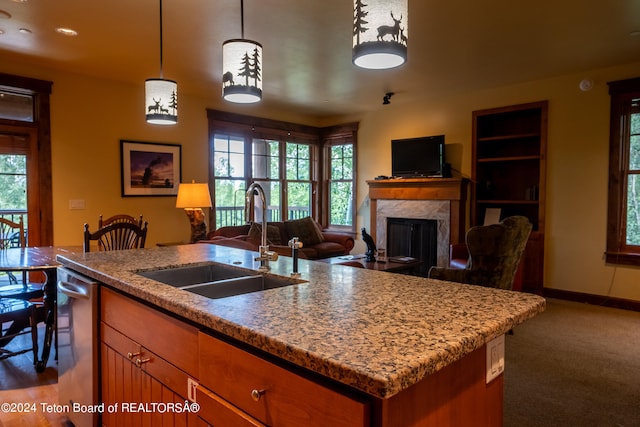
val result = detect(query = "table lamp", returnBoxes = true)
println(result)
[176,181,212,243]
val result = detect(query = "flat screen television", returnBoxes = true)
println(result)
[391,135,445,178]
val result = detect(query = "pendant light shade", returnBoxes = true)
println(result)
[222,39,263,103]
[353,0,408,70]
[145,0,177,125]
[145,78,177,124]
[222,0,262,103]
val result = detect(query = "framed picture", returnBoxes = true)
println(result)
[120,140,182,197]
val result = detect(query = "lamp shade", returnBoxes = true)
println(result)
[222,39,263,103]
[353,0,408,70]
[176,182,212,208]
[145,78,178,125]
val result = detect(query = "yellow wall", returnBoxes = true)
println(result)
[2,59,640,302]
[347,62,640,302]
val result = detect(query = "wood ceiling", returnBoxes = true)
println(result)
[0,0,638,117]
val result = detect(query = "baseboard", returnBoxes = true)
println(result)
[543,288,640,312]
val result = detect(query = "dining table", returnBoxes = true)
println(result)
[0,246,80,372]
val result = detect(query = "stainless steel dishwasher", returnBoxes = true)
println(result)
[57,267,99,427]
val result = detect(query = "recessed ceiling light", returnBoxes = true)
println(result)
[18,27,32,34]
[630,31,640,37]
[11,0,28,3]
[56,27,78,36]
[0,29,4,35]
[0,10,11,19]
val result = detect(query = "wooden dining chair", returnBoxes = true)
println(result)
[0,216,26,250]
[83,221,148,252]
[0,216,44,300]
[98,213,144,229]
[0,297,44,364]
[0,217,47,364]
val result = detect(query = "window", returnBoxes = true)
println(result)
[328,143,354,227]
[322,124,357,230]
[252,138,282,221]
[606,77,640,265]
[208,110,358,232]
[211,133,246,229]
[285,142,312,219]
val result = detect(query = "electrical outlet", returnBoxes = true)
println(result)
[486,334,505,383]
[69,199,85,210]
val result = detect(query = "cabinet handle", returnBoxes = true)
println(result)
[251,389,265,402]
[127,351,141,360]
[135,358,151,368]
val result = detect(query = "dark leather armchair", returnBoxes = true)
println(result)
[428,216,532,290]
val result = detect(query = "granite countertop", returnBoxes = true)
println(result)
[57,244,545,399]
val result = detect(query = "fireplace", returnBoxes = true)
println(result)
[387,218,437,276]
[367,178,468,269]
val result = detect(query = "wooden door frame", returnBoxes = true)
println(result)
[0,73,53,246]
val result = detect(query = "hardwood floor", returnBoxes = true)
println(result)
[0,325,65,427]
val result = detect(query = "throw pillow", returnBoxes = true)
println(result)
[248,222,282,245]
[285,217,324,246]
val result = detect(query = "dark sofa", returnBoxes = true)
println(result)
[201,217,354,260]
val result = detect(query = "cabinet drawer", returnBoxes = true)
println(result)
[199,332,369,427]
[196,385,266,427]
[101,287,199,377]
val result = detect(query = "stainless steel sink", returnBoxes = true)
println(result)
[181,274,296,299]
[137,263,251,287]
[137,263,304,299]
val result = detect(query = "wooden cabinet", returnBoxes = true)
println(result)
[100,287,369,427]
[100,287,201,426]
[471,101,547,293]
[199,332,370,427]
[99,286,502,426]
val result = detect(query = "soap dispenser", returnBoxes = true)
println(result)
[288,237,303,276]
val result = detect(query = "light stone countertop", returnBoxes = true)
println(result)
[57,244,545,399]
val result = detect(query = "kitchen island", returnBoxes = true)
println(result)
[57,244,545,426]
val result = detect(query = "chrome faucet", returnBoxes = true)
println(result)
[245,183,278,270]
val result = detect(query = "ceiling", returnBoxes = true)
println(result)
[0,0,639,118]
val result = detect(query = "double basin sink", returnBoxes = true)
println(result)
[137,263,305,300]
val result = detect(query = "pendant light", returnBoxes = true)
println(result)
[353,0,408,70]
[145,0,177,125]
[222,0,263,103]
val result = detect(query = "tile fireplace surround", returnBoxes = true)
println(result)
[366,178,469,268]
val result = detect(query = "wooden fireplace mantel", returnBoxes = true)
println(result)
[366,177,469,245]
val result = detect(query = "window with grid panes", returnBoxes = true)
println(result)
[207,109,357,232]
[328,143,354,227]
[212,133,246,229]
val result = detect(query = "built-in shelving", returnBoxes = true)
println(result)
[471,101,548,294]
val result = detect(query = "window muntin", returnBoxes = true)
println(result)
[252,139,279,180]
[214,134,244,178]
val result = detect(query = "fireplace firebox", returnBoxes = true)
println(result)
[387,218,437,276]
